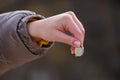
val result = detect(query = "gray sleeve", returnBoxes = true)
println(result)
[0,10,53,75]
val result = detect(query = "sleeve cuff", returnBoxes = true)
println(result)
[17,14,54,55]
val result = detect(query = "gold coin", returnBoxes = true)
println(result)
[75,46,84,57]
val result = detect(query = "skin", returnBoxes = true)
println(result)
[28,11,85,54]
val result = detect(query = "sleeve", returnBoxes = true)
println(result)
[0,10,53,75]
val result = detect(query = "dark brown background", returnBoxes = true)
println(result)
[0,0,120,80]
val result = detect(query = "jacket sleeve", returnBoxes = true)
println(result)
[0,10,53,75]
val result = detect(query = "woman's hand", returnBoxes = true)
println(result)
[28,11,85,54]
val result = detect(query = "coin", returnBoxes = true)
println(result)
[75,46,84,57]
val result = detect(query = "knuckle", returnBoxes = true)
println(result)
[62,13,72,21]
[81,28,85,34]
[79,24,85,34]
[78,28,85,36]
[67,11,75,15]
[82,28,85,34]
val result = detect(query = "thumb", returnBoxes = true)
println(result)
[53,30,81,47]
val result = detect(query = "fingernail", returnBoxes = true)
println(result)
[73,40,81,47]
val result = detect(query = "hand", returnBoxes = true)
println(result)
[28,11,85,54]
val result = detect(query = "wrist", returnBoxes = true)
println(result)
[27,18,50,47]
[27,21,39,41]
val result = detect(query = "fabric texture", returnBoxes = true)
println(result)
[0,10,53,75]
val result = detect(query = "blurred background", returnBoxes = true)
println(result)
[0,0,120,80]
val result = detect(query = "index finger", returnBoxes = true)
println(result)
[66,11,85,45]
